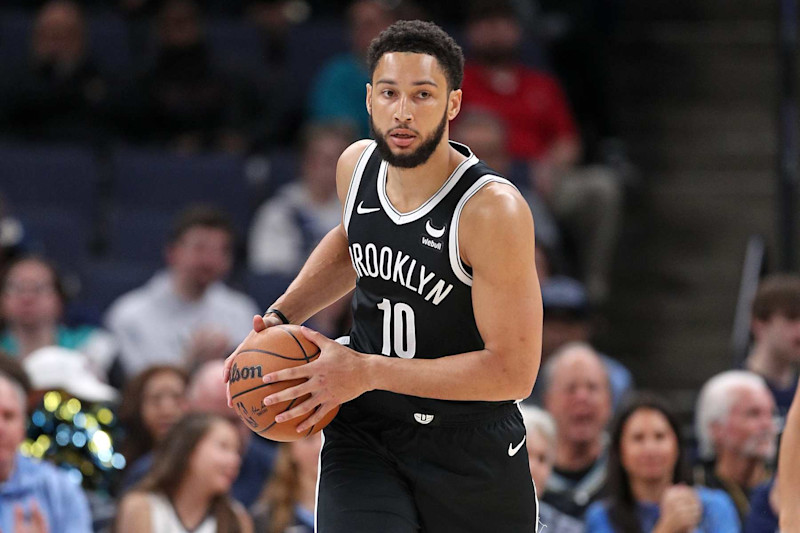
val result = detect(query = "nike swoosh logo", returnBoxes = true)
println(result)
[508,435,526,457]
[425,220,445,238]
[356,201,381,215]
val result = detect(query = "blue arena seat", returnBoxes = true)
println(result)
[0,10,30,70]
[110,146,250,232]
[77,260,158,319]
[106,208,173,266]
[0,143,100,213]
[206,19,266,70]
[18,208,91,269]
[243,271,294,311]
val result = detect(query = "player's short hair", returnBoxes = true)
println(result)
[167,205,235,245]
[694,370,769,461]
[752,273,800,321]
[366,20,464,91]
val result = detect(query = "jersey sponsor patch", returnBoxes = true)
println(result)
[421,235,443,252]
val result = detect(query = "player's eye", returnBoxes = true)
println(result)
[418,91,430,99]
[382,89,395,98]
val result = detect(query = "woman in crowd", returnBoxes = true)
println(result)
[585,394,740,532]
[115,412,252,533]
[119,365,189,490]
[251,433,321,533]
[0,255,119,381]
[520,404,585,532]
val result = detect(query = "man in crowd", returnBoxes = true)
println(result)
[106,206,258,378]
[744,274,800,418]
[0,354,92,532]
[542,342,613,518]
[695,370,778,523]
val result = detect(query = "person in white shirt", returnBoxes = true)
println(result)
[106,206,258,378]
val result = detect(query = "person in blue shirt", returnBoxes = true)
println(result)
[586,393,740,533]
[0,354,92,533]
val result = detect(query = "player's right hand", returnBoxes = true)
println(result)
[224,313,284,407]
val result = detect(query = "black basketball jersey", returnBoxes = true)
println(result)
[343,140,517,415]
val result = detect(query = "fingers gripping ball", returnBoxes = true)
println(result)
[228,325,339,442]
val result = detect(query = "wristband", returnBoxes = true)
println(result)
[266,308,290,324]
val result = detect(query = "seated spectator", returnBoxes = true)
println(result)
[251,433,322,533]
[526,276,632,409]
[0,0,112,144]
[0,353,92,532]
[743,477,778,533]
[248,123,354,276]
[585,394,740,532]
[452,110,562,256]
[459,0,622,303]
[744,273,800,418]
[542,343,613,518]
[519,404,584,532]
[126,0,262,153]
[0,255,119,383]
[187,360,276,508]
[119,365,189,491]
[105,206,258,378]
[307,0,396,139]
[115,412,253,532]
[695,370,778,523]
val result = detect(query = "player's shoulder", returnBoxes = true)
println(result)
[337,139,374,173]
[462,176,530,225]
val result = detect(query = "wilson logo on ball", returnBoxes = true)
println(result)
[229,362,263,383]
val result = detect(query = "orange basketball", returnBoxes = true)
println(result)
[228,324,339,442]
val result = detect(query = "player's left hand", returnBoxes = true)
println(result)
[261,326,372,433]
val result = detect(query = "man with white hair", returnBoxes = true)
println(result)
[542,342,613,519]
[694,369,777,523]
[0,353,92,533]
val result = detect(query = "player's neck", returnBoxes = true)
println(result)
[746,345,794,388]
[385,140,465,213]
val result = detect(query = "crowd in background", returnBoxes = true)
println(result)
[0,0,796,532]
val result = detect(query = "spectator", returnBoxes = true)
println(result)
[452,110,562,256]
[187,360,277,508]
[542,342,613,518]
[251,434,322,533]
[0,353,92,533]
[115,412,253,533]
[744,273,800,418]
[526,276,632,409]
[127,0,261,153]
[0,255,119,384]
[743,477,779,533]
[307,0,396,139]
[519,404,584,532]
[118,365,189,490]
[0,0,112,144]
[248,123,354,276]
[585,394,740,532]
[695,370,778,523]
[105,206,258,378]
[459,0,622,303]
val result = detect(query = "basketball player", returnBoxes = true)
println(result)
[225,20,542,532]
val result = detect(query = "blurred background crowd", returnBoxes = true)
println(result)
[0,0,795,531]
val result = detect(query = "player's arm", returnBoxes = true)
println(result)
[223,140,369,387]
[263,182,542,429]
[779,389,800,531]
[259,139,372,325]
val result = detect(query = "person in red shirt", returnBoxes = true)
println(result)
[459,0,622,304]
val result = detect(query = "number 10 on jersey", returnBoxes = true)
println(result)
[377,298,416,358]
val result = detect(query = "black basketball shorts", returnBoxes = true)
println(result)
[316,399,539,533]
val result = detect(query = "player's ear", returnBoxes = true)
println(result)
[366,83,373,116]
[447,89,462,121]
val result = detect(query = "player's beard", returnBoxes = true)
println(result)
[370,107,448,169]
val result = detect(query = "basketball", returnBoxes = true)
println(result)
[228,324,339,442]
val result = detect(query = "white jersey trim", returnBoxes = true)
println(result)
[448,175,516,286]
[343,141,378,236]
[376,142,479,226]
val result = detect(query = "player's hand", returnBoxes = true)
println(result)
[261,326,372,433]
[224,313,284,407]
[654,485,702,533]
